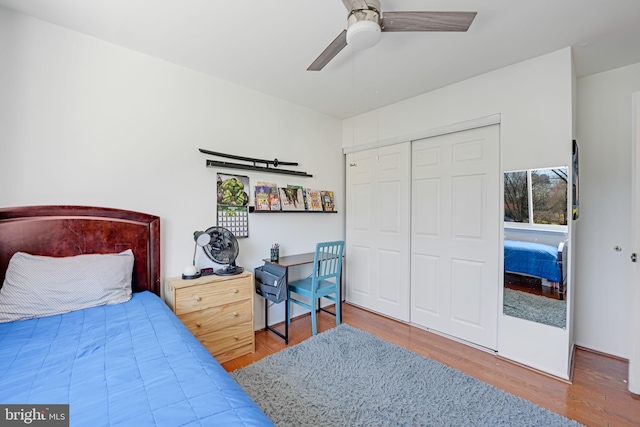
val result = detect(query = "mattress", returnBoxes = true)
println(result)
[504,239,561,283]
[0,291,273,426]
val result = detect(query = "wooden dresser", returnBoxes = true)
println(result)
[165,272,255,364]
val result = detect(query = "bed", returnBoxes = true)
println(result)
[504,239,567,299]
[0,205,273,426]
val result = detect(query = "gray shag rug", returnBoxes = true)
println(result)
[231,324,582,427]
[503,288,567,328]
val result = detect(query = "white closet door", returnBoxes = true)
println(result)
[410,125,500,350]
[346,142,411,321]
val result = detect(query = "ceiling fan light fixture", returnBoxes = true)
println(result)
[307,0,477,71]
[346,20,381,50]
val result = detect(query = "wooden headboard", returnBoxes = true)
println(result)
[0,206,161,295]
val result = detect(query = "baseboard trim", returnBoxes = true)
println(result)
[494,354,573,384]
[575,345,629,363]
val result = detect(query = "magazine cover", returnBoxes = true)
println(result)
[254,185,271,211]
[321,190,335,212]
[268,185,281,210]
[257,181,281,211]
[288,185,309,210]
[305,188,323,211]
[280,187,305,211]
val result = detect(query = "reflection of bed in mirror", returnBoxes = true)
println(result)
[503,239,568,329]
[504,239,567,299]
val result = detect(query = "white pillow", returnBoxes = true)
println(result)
[0,250,134,323]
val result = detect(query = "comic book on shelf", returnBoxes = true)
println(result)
[280,187,305,211]
[305,188,324,211]
[257,181,281,211]
[254,184,271,211]
[288,185,309,211]
[269,188,282,211]
[321,190,335,212]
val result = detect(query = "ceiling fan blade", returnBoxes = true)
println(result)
[307,30,348,71]
[381,11,477,32]
[342,0,369,12]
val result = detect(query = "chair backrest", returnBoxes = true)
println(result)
[311,241,344,292]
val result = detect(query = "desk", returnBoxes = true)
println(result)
[261,252,342,344]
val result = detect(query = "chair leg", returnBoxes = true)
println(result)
[335,293,341,326]
[311,299,318,335]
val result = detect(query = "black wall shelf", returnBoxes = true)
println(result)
[206,160,313,177]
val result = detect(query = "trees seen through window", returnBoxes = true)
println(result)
[504,168,568,226]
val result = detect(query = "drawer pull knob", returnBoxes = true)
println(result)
[233,289,239,294]
[196,296,202,301]
[232,312,238,317]
[196,322,201,327]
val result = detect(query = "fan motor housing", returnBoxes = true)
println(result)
[351,0,380,14]
[347,9,381,50]
[347,8,380,27]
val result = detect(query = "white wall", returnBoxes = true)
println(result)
[575,62,640,358]
[343,48,573,172]
[0,8,345,329]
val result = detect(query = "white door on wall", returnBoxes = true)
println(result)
[410,125,500,350]
[345,142,411,321]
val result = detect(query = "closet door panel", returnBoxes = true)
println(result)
[378,181,402,233]
[411,125,499,350]
[349,244,372,297]
[411,253,440,314]
[451,175,484,240]
[377,248,403,304]
[450,258,485,326]
[352,184,372,232]
[346,143,411,321]
[413,179,440,236]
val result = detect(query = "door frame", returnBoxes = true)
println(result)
[630,91,640,394]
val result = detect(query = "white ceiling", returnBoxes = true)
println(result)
[2,0,640,119]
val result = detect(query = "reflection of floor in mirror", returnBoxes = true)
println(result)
[503,288,567,329]
[505,272,562,300]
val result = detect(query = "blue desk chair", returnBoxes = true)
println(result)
[287,241,344,335]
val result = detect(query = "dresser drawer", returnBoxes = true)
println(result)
[174,277,251,315]
[198,322,254,360]
[179,299,251,337]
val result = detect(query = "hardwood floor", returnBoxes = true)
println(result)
[222,303,640,427]
[505,272,563,299]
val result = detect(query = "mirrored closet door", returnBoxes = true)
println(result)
[498,165,573,380]
[503,167,569,329]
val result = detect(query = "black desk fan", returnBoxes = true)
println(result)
[195,226,244,276]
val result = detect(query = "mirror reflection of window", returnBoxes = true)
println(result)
[531,168,568,226]
[504,171,529,223]
[504,168,568,227]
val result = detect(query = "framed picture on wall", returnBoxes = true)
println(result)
[572,139,579,220]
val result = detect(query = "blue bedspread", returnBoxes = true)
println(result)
[504,240,561,283]
[0,292,273,427]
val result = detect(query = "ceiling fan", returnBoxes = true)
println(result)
[308,0,477,71]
